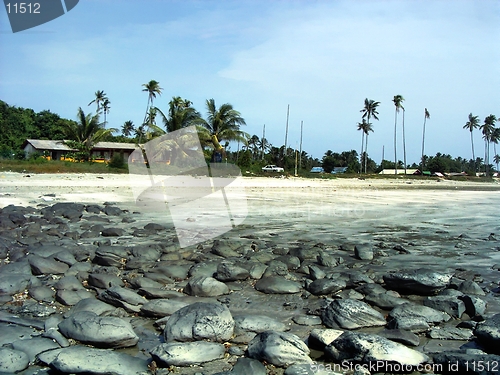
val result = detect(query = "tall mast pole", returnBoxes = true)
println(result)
[262,124,266,160]
[299,120,303,170]
[284,104,290,158]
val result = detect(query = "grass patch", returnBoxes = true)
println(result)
[0,159,128,174]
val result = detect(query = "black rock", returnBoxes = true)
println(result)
[247,331,312,367]
[474,313,500,354]
[164,302,234,342]
[383,269,453,295]
[321,299,386,329]
[58,311,139,348]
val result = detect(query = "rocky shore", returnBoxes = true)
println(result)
[0,174,499,374]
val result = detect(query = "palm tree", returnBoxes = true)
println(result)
[88,90,106,114]
[121,120,135,137]
[360,98,380,173]
[140,80,163,142]
[494,154,500,173]
[102,98,110,126]
[480,115,496,175]
[156,96,201,133]
[392,95,404,174]
[362,121,374,174]
[196,99,248,162]
[463,113,480,171]
[491,127,500,173]
[357,119,367,174]
[421,108,430,172]
[63,107,117,161]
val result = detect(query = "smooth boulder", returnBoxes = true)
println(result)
[164,302,234,342]
[322,299,386,329]
[58,311,139,348]
[247,331,312,367]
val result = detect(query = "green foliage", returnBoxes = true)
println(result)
[108,152,127,169]
[236,150,252,169]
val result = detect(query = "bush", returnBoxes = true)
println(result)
[108,152,126,169]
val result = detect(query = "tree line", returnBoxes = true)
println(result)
[1,84,498,175]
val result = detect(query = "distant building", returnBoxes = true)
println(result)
[22,139,137,162]
[331,167,348,174]
[378,169,418,175]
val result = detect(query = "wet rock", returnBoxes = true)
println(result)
[164,302,234,342]
[184,276,229,297]
[383,269,453,295]
[325,331,428,367]
[459,295,487,318]
[104,205,123,216]
[215,357,267,375]
[234,314,287,334]
[93,246,128,266]
[308,328,344,350]
[458,280,485,296]
[423,295,466,318]
[211,239,240,257]
[140,298,190,317]
[151,341,225,366]
[0,323,38,346]
[28,285,55,302]
[247,331,312,367]
[255,276,301,294]
[101,227,125,237]
[58,311,139,348]
[354,244,373,260]
[364,291,407,310]
[11,337,60,362]
[378,329,420,347]
[43,315,70,347]
[387,303,450,332]
[56,288,94,306]
[0,273,32,295]
[215,262,250,281]
[322,299,386,329]
[307,278,346,296]
[28,254,69,275]
[308,265,326,280]
[86,204,103,214]
[0,347,29,373]
[66,298,116,316]
[427,327,473,340]
[88,273,124,289]
[98,286,147,313]
[47,346,148,375]
[293,315,322,326]
[474,313,500,354]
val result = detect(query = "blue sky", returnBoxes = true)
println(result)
[1,0,499,162]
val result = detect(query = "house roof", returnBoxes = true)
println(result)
[23,139,74,151]
[23,139,138,152]
[92,142,138,150]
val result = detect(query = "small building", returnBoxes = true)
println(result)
[379,169,418,175]
[22,139,138,162]
[331,167,348,174]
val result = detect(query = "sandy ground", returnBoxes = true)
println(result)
[1,172,500,365]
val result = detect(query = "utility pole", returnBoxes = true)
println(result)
[284,104,289,159]
[261,124,266,160]
[294,143,298,176]
[299,120,303,171]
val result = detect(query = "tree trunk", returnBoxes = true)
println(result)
[365,133,369,174]
[421,117,426,172]
[359,131,364,174]
[402,109,407,174]
[470,131,475,171]
[394,109,398,175]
